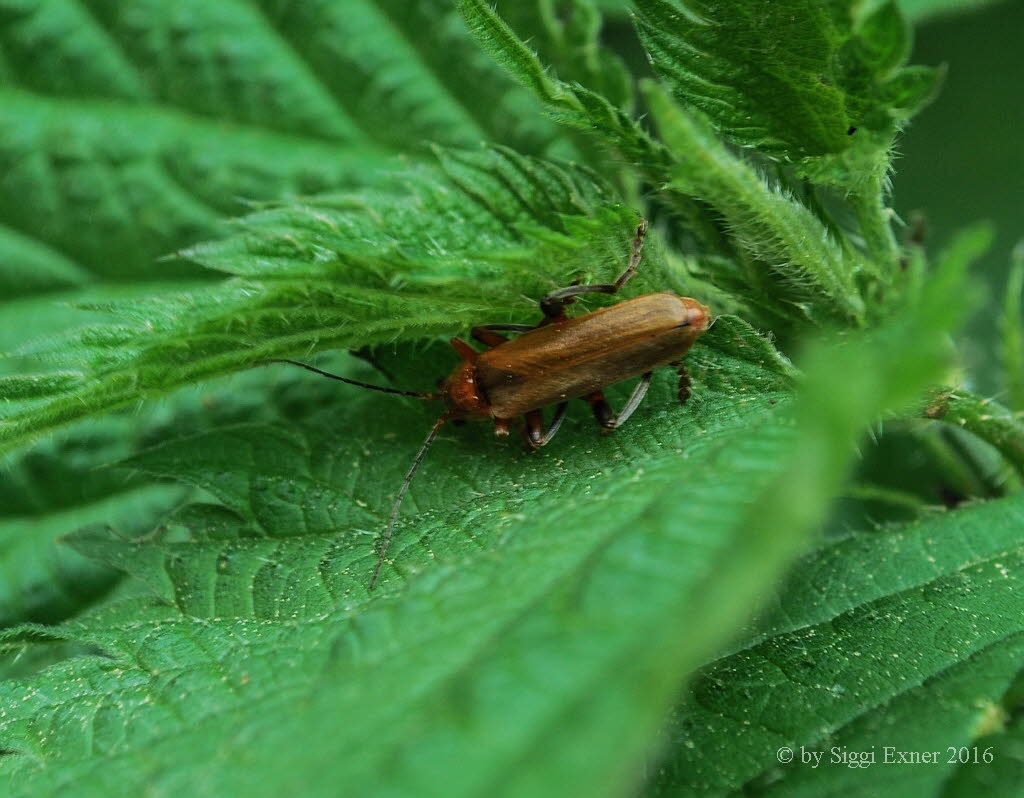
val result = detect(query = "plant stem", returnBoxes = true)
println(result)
[850,178,900,278]
[923,388,1024,480]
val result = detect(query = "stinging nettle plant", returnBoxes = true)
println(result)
[0,1,1022,796]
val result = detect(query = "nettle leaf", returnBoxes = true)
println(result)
[642,84,868,323]
[0,147,669,455]
[633,0,942,160]
[0,244,968,795]
[457,0,876,328]
[0,366,340,630]
[0,348,796,796]
[0,0,561,295]
[0,475,178,629]
[649,493,1024,795]
[493,0,633,110]
[0,3,1015,796]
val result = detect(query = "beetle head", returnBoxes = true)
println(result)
[440,359,491,419]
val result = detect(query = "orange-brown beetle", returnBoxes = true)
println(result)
[265,220,710,588]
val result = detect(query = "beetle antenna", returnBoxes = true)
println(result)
[257,358,440,400]
[370,413,450,590]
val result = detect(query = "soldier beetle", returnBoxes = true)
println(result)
[261,219,710,589]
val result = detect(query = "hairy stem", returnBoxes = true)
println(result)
[923,388,1024,480]
[850,177,901,278]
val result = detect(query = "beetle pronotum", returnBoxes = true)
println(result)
[262,219,710,589]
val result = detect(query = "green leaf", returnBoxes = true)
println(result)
[0,345,796,796]
[0,147,663,455]
[0,226,91,299]
[0,0,562,295]
[0,16,590,640]
[0,4,1014,797]
[632,0,942,160]
[923,389,1024,481]
[0,225,968,794]
[648,491,1024,795]
[0,366,340,630]
[0,477,178,628]
[456,0,671,182]
[643,83,868,323]
[457,0,883,327]
[493,0,633,109]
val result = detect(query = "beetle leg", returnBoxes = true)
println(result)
[523,411,543,447]
[471,326,508,348]
[523,403,569,449]
[677,363,692,404]
[539,219,648,319]
[471,325,535,348]
[479,324,536,333]
[450,337,479,363]
[585,390,613,428]
[585,371,653,432]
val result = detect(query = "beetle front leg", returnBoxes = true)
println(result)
[522,403,569,449]
[585,372,653,432]
[471,325,535,348]
[539,218,648,320]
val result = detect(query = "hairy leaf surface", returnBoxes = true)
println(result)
[649,493,1024,795]
[0,247,969,795]
[633,0,941,160]
[0,3,1015,797]
[0,0,560,294]
[0,148,652,455]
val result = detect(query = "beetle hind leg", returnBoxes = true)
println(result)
[539,218,648,320]
[522,403,569,449]
[585,371,653,433]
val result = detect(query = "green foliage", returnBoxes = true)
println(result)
[923,389,1024,479]
[1000,246,1024,411]
[0,148,650,455]
[0,0,560,293]
[650,490,1024,795]
[899,0,1012,20]
[633,0,941,160]
[642,82,868,322]
[0,1,1021,797]
[0,307,954,795]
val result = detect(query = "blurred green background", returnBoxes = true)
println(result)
[895,0,1023,392]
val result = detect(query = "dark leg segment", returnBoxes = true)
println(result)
[472,325,536,348]
[476,324,536,333]
[586,390,613,428]
[471,326,509,348]
[523,402,569,449]
[539,218,648,319]
[677,363,691,404]
[585,372,653,432]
